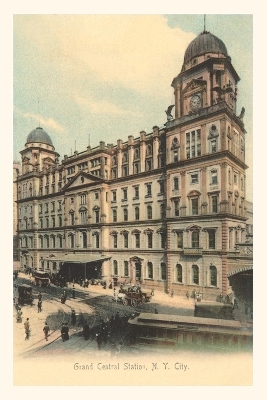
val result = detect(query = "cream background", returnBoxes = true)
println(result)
[0,0,264,397]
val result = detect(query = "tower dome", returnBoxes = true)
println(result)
[26,127,53,147]
[184,31,228,64]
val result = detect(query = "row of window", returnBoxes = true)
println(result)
[25,228,215,250]
[112,261,218,287]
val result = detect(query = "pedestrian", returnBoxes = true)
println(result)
[38,292,42,302]
[234,298,238,309]
[43,322,50,341]
[16,307,23,323]
[24,318,30,340]
[219,293,223,303]
[151,288,154,296]
[83,322,90,340]
[72,286,75,299]
[61,323,69,341]
[37,300,42,312]
[171,290,174,298]
[186,291,190,299]
[71,310,76,325]
[154,309,158,314]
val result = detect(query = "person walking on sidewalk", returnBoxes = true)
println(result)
[24,318,30,340]
[37,300,42,313]
[43,322,50,341]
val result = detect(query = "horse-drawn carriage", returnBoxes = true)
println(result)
[17,284,33,306]
[118,285,151,307]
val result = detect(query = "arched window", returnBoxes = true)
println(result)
[124,261,129,276]
[176,264,182,283]
[135,207,139,221]
[82,232,87,248]
[192,231,199,248]
[134,148,140,159]
[69,234,74,248]
[113,234,118,249]
[45,235,49,248]
[51,235,55,248]
[69,211,75,225]
[123,232,128,248]
[161,262,166,280]
[95,232,100,249]
[147,205,152,220]
[147,232,153,249]
[113,260,118,275]
[147,262,153,279]
[112,155,117,166]
[192,265,199,285]
[39,236,43,248]
[210,265,217,286]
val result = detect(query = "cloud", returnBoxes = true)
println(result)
[73,93,140,117]
[14,15,195,95]
[14,106,66,133]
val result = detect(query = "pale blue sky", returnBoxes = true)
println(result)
[13,14,253,200]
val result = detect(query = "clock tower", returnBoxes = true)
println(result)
[164,29,248,298]
[172,30,239,119]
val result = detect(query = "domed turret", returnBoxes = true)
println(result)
[184,31,228,64]
[26,127,53,147]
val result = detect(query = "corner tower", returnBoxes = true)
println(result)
[165,30,248,298]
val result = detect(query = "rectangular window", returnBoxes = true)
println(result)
[211,170,218,185]
[174,200,180,216]
[192,198,199,215]
[208,230,216,249]
[147,233,153,249]
[174,177,179,190]
[134,186,139,199]
[135,234,140,248]
[211,195,218,213]
[177,232,183,249]
[147,184,152,197]
[113,235,117,249]
[146,159,152,171]
[124,234,128,248]
[186,129,201,158]
[112,191,117,202]
[122,188,128,200]
[191,174,198,184]
[159,181,165,194]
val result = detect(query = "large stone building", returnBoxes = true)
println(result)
[14,30,252,300]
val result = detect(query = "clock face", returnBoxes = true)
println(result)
[190,94,201,111]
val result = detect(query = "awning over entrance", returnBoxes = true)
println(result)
[43,253,111,264]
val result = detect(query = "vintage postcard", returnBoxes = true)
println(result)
[1,6,260,394]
